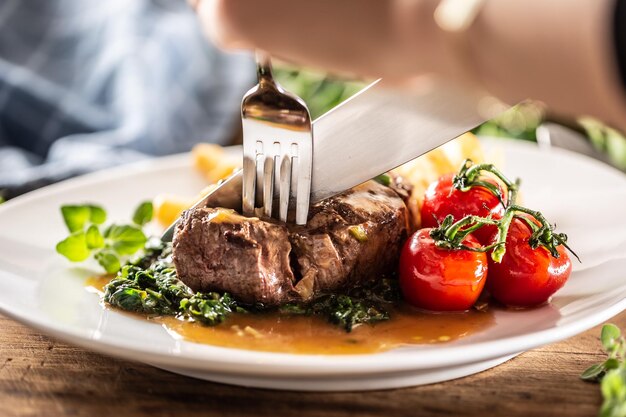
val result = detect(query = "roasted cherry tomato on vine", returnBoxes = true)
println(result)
[399,228,488,311]
[421,173,505,244]
[487,218,572,307]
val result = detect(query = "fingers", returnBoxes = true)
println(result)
[194,0,445,80]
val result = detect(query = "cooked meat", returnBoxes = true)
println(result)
[172,180,409,306]
[171,209,297,305]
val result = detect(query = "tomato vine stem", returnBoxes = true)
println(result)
[430,160,579,263]
[453,159,520,207]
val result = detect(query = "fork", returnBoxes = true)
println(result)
[241,52,313,225]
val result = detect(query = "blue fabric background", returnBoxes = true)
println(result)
[0,0,254,197]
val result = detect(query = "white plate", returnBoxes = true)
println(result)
[1,138,626,391]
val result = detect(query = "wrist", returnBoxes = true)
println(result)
[464,0,626,127]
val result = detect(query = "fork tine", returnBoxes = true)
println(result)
[295,150,312,225]
[262,155,275,217]
[242,155,256,216]
[278,154,292,222]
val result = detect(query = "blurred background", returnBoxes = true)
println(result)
[0,0,624,204]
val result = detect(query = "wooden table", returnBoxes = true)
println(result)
[0,310,617,417]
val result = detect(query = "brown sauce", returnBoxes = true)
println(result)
[85,275,113,294]
[86,276,495,355]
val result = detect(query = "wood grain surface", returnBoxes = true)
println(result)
[1,311,618,417]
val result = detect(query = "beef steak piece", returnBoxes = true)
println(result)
[172,180,409,306]
[172,209,297,306]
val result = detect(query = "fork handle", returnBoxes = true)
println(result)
[255,51,274,85]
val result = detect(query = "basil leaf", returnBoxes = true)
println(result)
[602,324,621,351]
[107,225,147,255]
[61,205,91,233]
[132,201,153,226]
[55,232,90,262]
[88,205,107,224]
[95,250,121,274]
[85,225,104,249]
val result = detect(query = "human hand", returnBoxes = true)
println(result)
[193,0,456,82]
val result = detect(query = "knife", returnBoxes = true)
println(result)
[162,79,501,241]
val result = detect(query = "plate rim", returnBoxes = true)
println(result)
[1,138,625,377]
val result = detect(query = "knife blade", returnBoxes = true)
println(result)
[162,79,501,241]
[310,79,495,202]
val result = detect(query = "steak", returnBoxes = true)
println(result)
[172,180,409,306]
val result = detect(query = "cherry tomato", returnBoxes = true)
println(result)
[399,228,488,311]
[487,218,572,307]
[421,173,505,244]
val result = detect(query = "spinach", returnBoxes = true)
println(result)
[103,245,246,325]
[310,294,389,332]
[181,293,247,326]
[280,279,398,332]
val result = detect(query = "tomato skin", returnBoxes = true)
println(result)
[421,173,505,244]
[488,218,572,307]
[399,229,488,311]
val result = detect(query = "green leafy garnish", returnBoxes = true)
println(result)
[56,202,152,274]
[103,249,246,325]
[55,233,91,262]
[581,324,626,417]
[61,205,92,233]
[311,294,388,332]
[85,225,104,249]
[95,250,121,274]
[280,278,398,332]
[88,205,107,224]
[105,225,147,255]
[181,293,244,326]
[132,201,153,226]
[374,173,391,187]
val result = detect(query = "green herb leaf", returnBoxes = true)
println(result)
[55,232,90,262]
[581,363,605,381]
[600,368,626,417]
[605,358,622,371]
[106,225,147,255]
[88,205,107,224]
[582,323,626,416]
[132,201,153,226]
[95,250,121,274]
[602,324,622,351]
[374,174,391,187]
[61,205,91,233]
[85,225,104,249]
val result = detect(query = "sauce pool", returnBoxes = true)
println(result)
[86,276,495,355]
